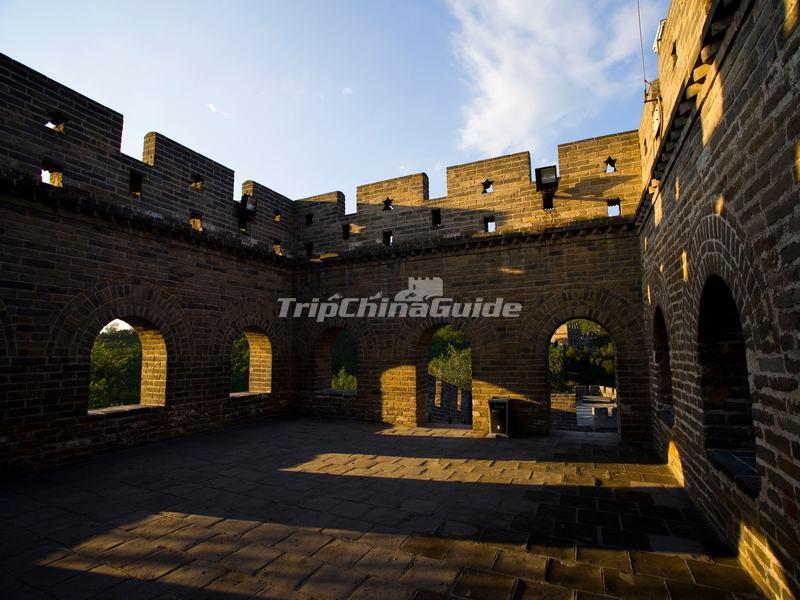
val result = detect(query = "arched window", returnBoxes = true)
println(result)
[327,329,357,391]
[653,308,674,427]
[89,318,166,409]
[548,319,617,432]
[424,325,472,425]
[698,275,758,496]
[231,329,272,394]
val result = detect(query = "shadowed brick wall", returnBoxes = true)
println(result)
[0,181,294,471]
[637,0,800,597]
[0,2,798,593]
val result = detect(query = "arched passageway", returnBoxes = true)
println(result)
[548,319,617,433]
[417,324,472,426]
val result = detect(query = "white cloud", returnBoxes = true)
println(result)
[206,102,231,117]
[341,86,354,96]
[447,0,662,159]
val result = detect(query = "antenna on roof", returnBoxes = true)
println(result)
[637,0,649,102]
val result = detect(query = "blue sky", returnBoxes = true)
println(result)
[0,0,667,210]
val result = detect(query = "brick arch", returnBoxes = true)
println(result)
[518,286,650,440]
[644,270,678,428]
[651,304,675,425]
[396,318,486,427]
[519,286,641,356]
[311,326,361,392]
[390,315,499,361]
[47,280,190,361]
[684,215,780,359]
[681,216,779,499]
[304,316,378,363]
[209,299,289,361]
[644,269,674,334]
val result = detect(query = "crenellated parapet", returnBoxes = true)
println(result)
[241,180,295,253]
[295,135,642,257]
[0,51,644,261]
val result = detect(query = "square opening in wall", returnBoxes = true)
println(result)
[305,242,314,257]
[190,174,204,192]
[383,231,393,246]
[274,210,281,223]
[342,223,351,240]
[607,199,621,217]
[431,208,442,228]
[189,210,203,231]
[273,239,282,255]
[40,160,63,187]
[484,216,496,233]
[129,171,143,196]
[305,213,314,225]
[44,111,66,134]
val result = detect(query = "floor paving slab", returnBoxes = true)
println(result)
[0,418,765,599]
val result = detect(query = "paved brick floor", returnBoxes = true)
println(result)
[0,418,765,599]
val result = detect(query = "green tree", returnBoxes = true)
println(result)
[230,332,250,393]
[548,343,570,392]
[427,325,470,360]
[427,326,472,389]
[331,366,357,391]
[89,322,142,409]
[331,330,358,390]
[428,344,472,389]
[549,320,616,392]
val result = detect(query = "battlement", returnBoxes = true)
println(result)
[357,172,429,205]
[445,151,531,197]
[0,51,643,260]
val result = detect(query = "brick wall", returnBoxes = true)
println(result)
[1,5,798,594]
[292,138,643,258]
[0,178,294,471]
[425,376,472,425]
[550,393,577,430]
[289,225,647,438]
[637,1,800,597]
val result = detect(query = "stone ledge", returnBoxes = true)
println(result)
[318,389,357,397]
[657,407,675,428]
[86,404,162,419]
[229,391,272,400]
[707,449,759,499]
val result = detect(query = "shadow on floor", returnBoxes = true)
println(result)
[0,417,764,599]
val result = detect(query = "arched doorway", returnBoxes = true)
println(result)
[418,325,472,426]
[548,319,617,432]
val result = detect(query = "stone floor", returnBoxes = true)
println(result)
[0,418,765,599]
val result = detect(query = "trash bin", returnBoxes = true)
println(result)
[488,397,509,438]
